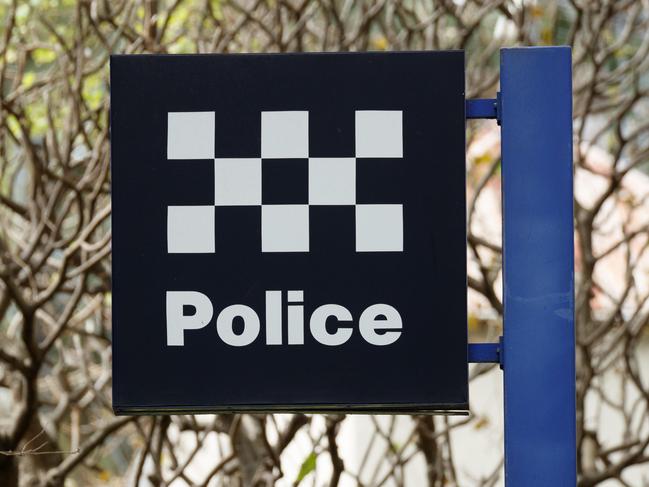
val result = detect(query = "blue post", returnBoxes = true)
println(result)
[500,47,576,485]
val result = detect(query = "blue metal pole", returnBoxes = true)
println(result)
[500,47,576,486]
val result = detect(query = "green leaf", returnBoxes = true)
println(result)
[295,452,317,485]
[33,48,56,64]
[210,0,223,20]
[22,72,35,88]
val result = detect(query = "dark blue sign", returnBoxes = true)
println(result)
[110,51,467,413]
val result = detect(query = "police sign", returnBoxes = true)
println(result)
[110,51,467,413]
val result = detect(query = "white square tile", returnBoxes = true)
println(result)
[214,158,262,206]
[309,158,355,205]
[356,204,403,252]
[167,206,215,253]
[262,205,309,252]
[355,110,403,158]
[261,111,308,159]
[167,112,215,160]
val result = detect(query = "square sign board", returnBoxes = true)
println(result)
[110,51,467,414]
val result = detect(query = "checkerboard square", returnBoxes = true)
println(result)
[309,158,355,205]
[309,110,354,157]
[167,206,215,253]
[262,205,309,252]
[262,159,308,204]
[356,204,403,252]
[167,112,215,160]
[214,207,260,254]
[214,158,262,206]
[215,109,260,157]
[261,111,308,159]
[356,158,406,204]
[355,111,403,158]
[310,206,355,255]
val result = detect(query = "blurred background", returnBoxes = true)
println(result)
[1,0,648,485]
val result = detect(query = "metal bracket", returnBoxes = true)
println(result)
[466,97,500,122]
[468,336,504,368]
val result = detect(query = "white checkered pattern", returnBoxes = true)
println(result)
[166,110,403,253]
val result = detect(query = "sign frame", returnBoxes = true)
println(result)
[110,51,469,415]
